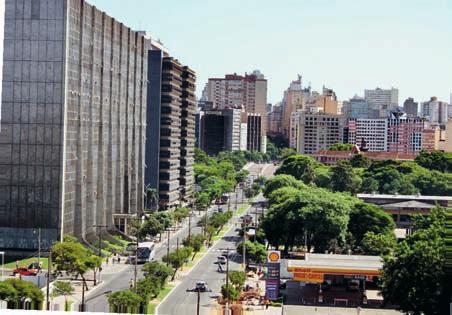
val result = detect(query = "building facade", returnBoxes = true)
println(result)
[422,96,448,125]
[203,71,267,151]
[297,113,345,155]
[0,0,148,252]
[146,51,195,209]
[403,97,418,116]
[347,119,388,151]
[364,87,398,117]
[247,113,262,152]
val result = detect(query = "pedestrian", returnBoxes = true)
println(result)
[129,279,134,289]
[106,257,109,265]
[117,256,121,264]
[15,261,19,269]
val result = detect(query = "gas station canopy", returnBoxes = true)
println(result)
[287,253,382,283]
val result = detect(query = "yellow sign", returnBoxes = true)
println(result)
[267,251,281,263]
[293,272,324,283]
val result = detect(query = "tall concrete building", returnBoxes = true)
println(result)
[203,71,267,152]
[198,108,246,156]
[146,49,195,209]
[315,87,339,115]
[403,97,418,116]
[281,76,303,137]
[0,0,149,252]
[347,119,388,151]
[289,111,301,149]
[297,113,345,155]
[422,96,448,125]
[268,103,282,135]
[364,87,399,117]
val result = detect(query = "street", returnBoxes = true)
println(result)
[84,163,276,312]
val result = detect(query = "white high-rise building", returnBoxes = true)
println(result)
[364,87,399,117]
[347,119,388,151]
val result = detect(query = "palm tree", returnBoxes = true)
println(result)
[145,187,159,211]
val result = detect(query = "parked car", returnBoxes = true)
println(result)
[221,250,229,258]
[13,267,37,276]
[217,256,227,265]
[196,281,208,292]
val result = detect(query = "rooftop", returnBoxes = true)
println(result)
[288,253,382,272]
[357,194,452,201]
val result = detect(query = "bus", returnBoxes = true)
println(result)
[135,242,155,264]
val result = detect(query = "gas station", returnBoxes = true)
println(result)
[286,253,383,306]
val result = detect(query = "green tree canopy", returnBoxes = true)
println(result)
[263,174,305,198]
[330,160,361,193]
[142,261,173,287]
[329,143,354,151]
[275,154,320,184]
[415,150,452,173]
[381,207,449,315]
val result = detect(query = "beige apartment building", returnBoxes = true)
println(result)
[204,71,267,152]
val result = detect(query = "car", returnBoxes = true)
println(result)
[13,267,37,276]
[195,281,208,292]
[221,250,229,258]
[217,256,227,264]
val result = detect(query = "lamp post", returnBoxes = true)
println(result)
[33,228,41,267]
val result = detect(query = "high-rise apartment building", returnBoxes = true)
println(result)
[347,119,388,151]
[403,97,418,116]
[422,96,448,125]
[289,111,301,149]
[344,96,370,119]
[268,104,282,134]
[247,113,263,152]
[281,76,303,137]
[315,87,339,115]
[364,87,399,117]
[297,113,345,155]
[146,50,196,209]
[0,0,148,252]
[203,71,267,152]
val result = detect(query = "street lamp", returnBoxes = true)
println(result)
[33,228,41,267]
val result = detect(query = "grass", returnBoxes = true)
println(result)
[4,257,49,269]
[148,284,175,314]
[236,203,250,216]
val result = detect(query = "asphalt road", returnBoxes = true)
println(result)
[157,194,267,315]
[158,163,276,315]
[84,162,276,312]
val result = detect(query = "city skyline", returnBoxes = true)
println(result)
[88,0,452,104]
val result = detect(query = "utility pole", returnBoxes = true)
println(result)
[188,209,192,243]
[220,248,231,315]
[234,186,238,211]
[254,208,258,243]
[134,232,139,291]
[38,228,41,266]
[242,222,247,270]
[196,289,201,315]
[46,248,51,311]
[92,224,108,286]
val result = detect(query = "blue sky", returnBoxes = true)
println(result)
[89,0,452,105]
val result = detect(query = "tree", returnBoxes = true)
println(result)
[221,284,240,301]
[145,187,159,211]
[235,169,249,184]
[195,191,211,210]
[275,154,320,184]
[348,202,395,246]
[108,290,142,314]
[142,261,173,287]
[155,212,173,230]
[162,246,194,279]
[263,174,304,198]
[183,234,206,259]
[360,177,379,193]
[51,236,101,290]
[415,150,452,173]
[350,154,371,168]
[0,281,18,304]
[330,160,361,193]
[137,214,164,240]
[329,143,354,151]
[136,277,161,301]
[52,281,74,311]
[381,207,449,315]
[237,241,266,266]
[228,271,246,290]
[4,278,44,310]
[359,232,396,256]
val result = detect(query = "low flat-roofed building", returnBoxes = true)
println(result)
[380,200,436,228]
[287,253,382,283]
[357,193,452,208]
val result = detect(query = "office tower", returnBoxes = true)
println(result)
[199,108,245,156]
[347,119,388,151]
[422,96,448,125]
[297,113,345,154]
[364,87,399,117]
[0,0,149,253]
[146,49,195,209]
[204,71,267,152]
[403,97,418,116]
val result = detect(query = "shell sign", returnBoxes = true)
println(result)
[267,250,281,263]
